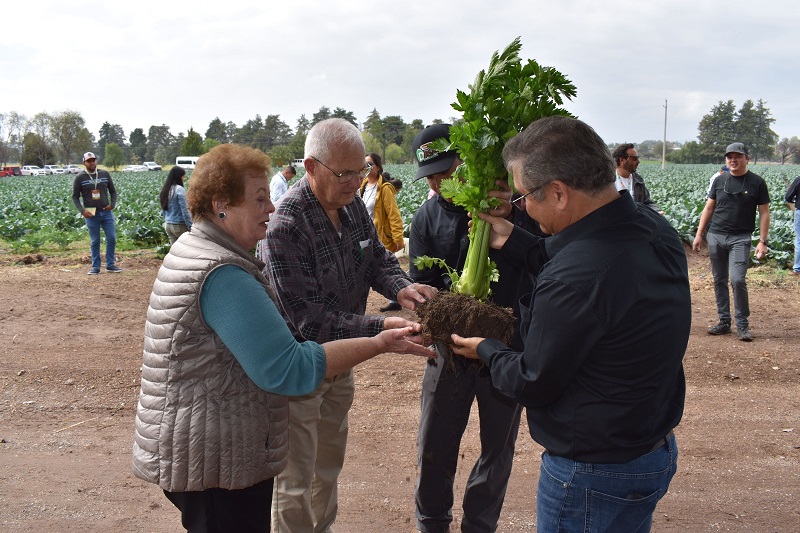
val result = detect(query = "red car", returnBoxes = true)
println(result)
[0,166,21,177]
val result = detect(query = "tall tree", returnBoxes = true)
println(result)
[146,125,175,162]
[20,132,54,166]
[775,136,800,165]
[50,110,89,164]
[29,112,53,165]
[233,115,264,146]
[331,107,358,127]
[206,117,232,143]
[98,122,126,161]
[697,100,736,154]
[181,128,204,156]
[0,112,27,164]
[254,114,293,152]
[749,99,778,163]
[311,106,331,126]
[104,142,125,170]
[129,127,147,162]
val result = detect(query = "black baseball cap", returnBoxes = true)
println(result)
[411,124,458,182]
[725,142,748,156]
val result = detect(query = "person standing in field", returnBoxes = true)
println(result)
[263,118,437,532]
[451,116,691,533]
[72,151,122,275]
[159,166,192,245]
[708,165,728,196]
[784,174,800,275]
[409,124,536,533]
[270,165,296,208]
[612,143,661,212]
[693,142,770,341]
[360,152,406,312]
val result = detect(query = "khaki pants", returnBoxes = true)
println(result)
[272,370,355,533]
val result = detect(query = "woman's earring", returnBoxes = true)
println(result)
[218,212,226,219]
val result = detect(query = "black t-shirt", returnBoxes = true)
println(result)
[708,170,770,235]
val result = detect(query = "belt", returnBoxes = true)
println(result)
[649,430,674,452]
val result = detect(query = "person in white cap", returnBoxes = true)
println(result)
[71,152,122,274]
[692,142,770,341]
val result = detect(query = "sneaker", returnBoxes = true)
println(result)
[707,321,731,335]
[379,301,402,312]
[87,268,100,275]
[106,265,123,273]
[738,327,753,342]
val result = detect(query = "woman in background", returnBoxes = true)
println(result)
[360,152,405,311]
[159,166,192,244]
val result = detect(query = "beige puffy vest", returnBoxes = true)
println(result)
[132,220,288,491]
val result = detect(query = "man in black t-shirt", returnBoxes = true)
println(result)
[693,142,770,341]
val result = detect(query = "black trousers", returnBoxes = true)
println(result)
[164,478,273,533]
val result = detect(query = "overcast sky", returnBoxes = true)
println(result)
[3,0,798,147]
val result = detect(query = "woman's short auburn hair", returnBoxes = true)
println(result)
[187,144,271,220]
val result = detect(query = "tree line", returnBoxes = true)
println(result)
[0,106,440,169]
[2,98,796,169]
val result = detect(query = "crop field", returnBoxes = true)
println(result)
[0,163,797,267]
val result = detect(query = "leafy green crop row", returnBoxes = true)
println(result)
[1,164,798,268]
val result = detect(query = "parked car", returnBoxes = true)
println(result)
[21,165,48,176]
[121,165,149,172]
[175,156,200,170]
[43,165,67,175]
[64,164,82,174]
[142,161,162,171]
[1,166,21,177]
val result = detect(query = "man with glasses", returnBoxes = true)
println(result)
[693,142,770,341]
[72,151,122,274]
[612,143,661,212]
[450,116,690,532]
[263,118,436,532]
[408,124,538,533]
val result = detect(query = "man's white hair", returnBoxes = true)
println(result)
[304,118,364,161]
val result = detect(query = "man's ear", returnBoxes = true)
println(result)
[550,180,569,209]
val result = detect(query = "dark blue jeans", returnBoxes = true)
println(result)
[536,433,678,533]
[84,209,117,269]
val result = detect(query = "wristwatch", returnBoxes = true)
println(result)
[759,240,768,246]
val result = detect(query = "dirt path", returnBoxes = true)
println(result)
[0,249,798,531]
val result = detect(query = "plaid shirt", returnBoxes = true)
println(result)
[263,177,412,342]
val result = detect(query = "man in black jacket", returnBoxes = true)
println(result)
[612,143,661,213]
[451,117,690,532]
[409,124,538,533]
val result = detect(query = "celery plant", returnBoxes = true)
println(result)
[414,37,577,300]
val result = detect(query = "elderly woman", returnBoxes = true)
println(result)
[132,144,431,532]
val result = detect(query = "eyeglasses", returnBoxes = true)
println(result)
[311,156,371,183]
[723,176,747,196]
[626,155,640,161]
[511,182,549,208]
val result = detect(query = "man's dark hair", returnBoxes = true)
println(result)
[611,143,636,166]
[503,116,615,200]
[284,165,297,176]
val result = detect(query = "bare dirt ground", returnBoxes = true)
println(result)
[0,248,798,532]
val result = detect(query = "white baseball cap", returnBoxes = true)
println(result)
[83,152,97,162]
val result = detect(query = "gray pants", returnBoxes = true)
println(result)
[707,232,751,328]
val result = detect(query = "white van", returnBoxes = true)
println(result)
[175,156,200,170]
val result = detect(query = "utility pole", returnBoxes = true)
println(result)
[662,99,668,170]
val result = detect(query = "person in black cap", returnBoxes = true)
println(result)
[693,142,770,341]
[409,124,536,532]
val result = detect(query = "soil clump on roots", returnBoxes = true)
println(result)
[415,291,515,349]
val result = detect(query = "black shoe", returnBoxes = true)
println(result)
[106,265,122,273]
[738,327,753,342]
[379,301,402,312]
[707,321,731,335]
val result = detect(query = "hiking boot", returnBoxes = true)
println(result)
[707,321,731,335]
[106,265,123,273]
[738,326,753,342]
[88,268,100,275]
